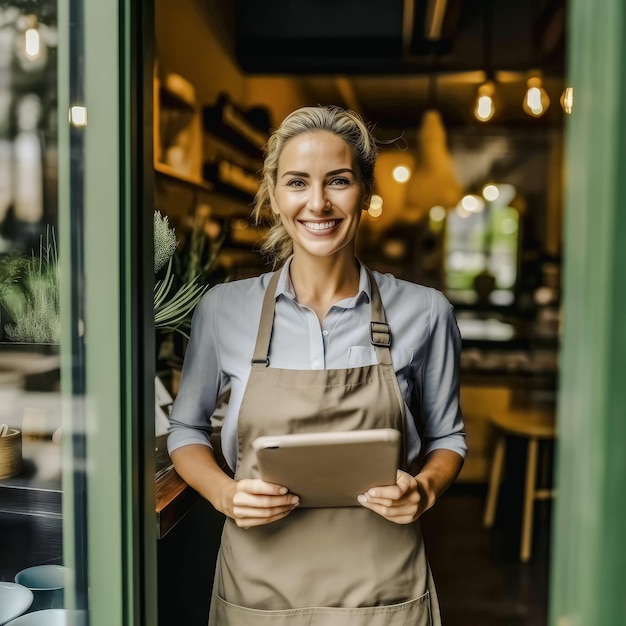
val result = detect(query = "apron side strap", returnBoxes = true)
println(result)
[251,271,282,366]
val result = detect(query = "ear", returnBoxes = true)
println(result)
[267,178,280,216]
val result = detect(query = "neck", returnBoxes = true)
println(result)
[289,252,360,320]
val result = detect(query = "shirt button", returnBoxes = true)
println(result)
[312,359,321,368]
[322,330,329,336]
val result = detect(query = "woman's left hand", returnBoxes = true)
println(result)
[357,470,429,524]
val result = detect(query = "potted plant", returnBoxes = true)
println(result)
[154,209,225,386]
[0,228,60,345]
[0,214,222,362]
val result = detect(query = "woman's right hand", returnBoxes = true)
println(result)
[170,445,299,528]
[222,478,300,528]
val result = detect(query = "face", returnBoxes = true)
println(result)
[270,130,368,261]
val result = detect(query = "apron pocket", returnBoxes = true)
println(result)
[212,591,432,626]
[347,346,414,369]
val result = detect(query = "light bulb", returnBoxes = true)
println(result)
[523,77,550,117]
[392,165,411,183]
[15,15,48,71]
[429,205,446,233]
[455,203,471,219]
[429,205,446,222]
[24,28,40,59]
[560,87,574,114]
[69,106,88,127]
[461,194,485,214]
[482,184,499,202]
[475,81,495,122]
[368,194,383,217]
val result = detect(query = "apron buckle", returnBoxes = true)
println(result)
[251,357,270,366]
[370,321,391,347]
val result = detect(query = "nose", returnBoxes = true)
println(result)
[307,185,331,213]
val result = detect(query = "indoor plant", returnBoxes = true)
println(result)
[0,228,60,344]
[153,209,221,339]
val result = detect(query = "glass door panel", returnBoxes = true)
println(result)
[1,1,155,624]
[0,1,85,622]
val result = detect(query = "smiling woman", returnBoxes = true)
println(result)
[268,131,366,278]
[168,104,466,626]
[253,106,378,267]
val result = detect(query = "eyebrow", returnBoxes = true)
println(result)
[280,168,356,179]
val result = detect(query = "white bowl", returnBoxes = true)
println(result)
[0,582,33,626]
[14,565,67,591]
[4,609,86,626]
[14,565,69,611]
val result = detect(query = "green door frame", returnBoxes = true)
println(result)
[58,0,157,624]
[551,0,626,624]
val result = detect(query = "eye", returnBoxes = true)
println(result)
[286,178,306,188]
[329,176,351,186]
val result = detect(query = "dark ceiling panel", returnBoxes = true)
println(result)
[235,0,405,72]
[230,0,565,76]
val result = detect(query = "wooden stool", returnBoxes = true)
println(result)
[483,408,557,562]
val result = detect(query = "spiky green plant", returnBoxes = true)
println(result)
[0,255,29,301]
[154,256,207,338]
[154,211,220,339]
[154,210,178,272]
[0,212,220,343]
[1,228,60,343]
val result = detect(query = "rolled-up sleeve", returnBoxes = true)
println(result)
[420,290,467,458]
[167,284,223,455]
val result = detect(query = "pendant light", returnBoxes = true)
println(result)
[523,0,550,118]
[404,106,464,220]
[374,64,464,225]
[475,80,495,122]
[15,14,49,72]
[475,0,496,122]
[560,87,574,114]
[523,75,550,117]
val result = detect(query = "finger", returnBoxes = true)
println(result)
[235,507,297,528]
[365,486,402,502]
[356,498,417,524]
[237,478,290,496]
[358,492,417,510]
[233,501,298,520]
[233,491,299,510]
[365,471,412,499]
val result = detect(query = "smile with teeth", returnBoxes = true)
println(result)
[301,219,341,232]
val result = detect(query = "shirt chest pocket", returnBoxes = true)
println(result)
[347,346,414,370]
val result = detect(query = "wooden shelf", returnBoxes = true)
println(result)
[154,161,214,193]
[160,84,196,110]
[203,94,269,157]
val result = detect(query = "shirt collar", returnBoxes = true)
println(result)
[275,257,371,307]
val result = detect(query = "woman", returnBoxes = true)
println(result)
[168,105,466,625]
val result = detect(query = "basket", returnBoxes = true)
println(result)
[0,427,22,479]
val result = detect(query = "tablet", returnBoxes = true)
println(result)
[252,428,401,508]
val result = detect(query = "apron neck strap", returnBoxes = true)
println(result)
[365,267,393,366]
[251,265,393,367]
[251,270,282,367]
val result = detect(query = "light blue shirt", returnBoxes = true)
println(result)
[168,260,466,471]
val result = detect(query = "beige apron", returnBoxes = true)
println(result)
[209,268,441,626]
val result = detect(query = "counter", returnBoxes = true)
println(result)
[155,435,197,539]
[155,432,229,539]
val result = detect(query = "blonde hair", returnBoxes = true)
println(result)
[254,105,378,267]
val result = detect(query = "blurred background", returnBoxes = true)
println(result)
[152,2,566,625]
[0,1,569,625]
